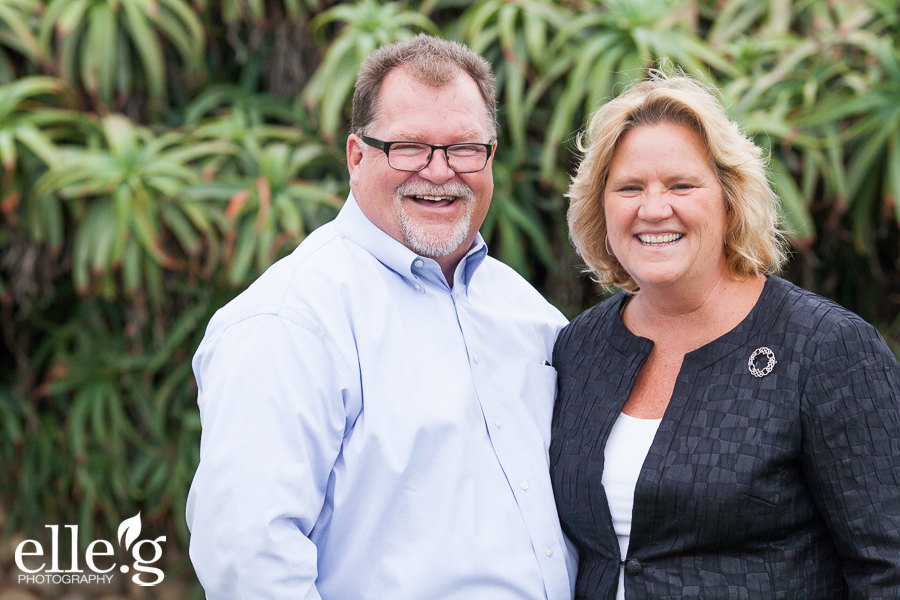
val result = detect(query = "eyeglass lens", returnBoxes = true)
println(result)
[389,143,489,173]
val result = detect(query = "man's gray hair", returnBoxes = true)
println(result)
[351,34,498,139]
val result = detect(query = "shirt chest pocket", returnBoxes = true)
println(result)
[518,363,559,449]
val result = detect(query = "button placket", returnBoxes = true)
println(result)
[453,292,567,592]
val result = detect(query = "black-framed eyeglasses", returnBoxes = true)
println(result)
[361,135,494,174]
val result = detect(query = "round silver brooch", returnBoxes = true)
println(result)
[748,347,777,378]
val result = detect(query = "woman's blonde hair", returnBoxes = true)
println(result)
[567,72,788,292]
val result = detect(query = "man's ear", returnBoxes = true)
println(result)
[347,134,364,179]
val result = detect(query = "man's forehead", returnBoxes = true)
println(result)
[372,71,491,139]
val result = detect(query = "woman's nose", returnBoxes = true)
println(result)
[637,189,674,221]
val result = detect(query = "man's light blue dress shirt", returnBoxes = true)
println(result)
[186,194,576,599]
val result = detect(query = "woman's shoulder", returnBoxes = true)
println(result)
[567,292,625,326]
[766,276,895,364]
[555,292,627,351]
[767,275,880,339]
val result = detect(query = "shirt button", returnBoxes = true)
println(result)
[413,259,424,268]
[625,558,643,575]
[493,419,503,428]
[472,353,479,363]
[414,283,422,291]
[544,547,553,557]
[519,481,529,490]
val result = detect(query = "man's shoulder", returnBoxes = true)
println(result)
[476,255,566,322]
[476,255,538,292]
[202,222,367,336]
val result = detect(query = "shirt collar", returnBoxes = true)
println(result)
[335,193,488,289]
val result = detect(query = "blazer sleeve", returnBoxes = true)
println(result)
[799,316,900,598]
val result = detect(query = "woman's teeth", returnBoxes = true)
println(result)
[637,233,683,245]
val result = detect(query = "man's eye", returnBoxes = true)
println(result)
[392,143,428,154]
[449,145,484,156]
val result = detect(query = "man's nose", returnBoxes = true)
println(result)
[417,149,455,183]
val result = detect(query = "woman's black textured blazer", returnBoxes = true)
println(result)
[550,275,900,599]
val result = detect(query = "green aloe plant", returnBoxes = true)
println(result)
[185,135,344,286]
[714,0,896,245]
[717,37,825,244]
[800,37,900,249]
[303,0,439,142]
[193,0,315,24]
[455,0,571,162]
[37,0,205,113]
[0,0,42,81]
[1,77,65,199]
[6,290,213,546]
[34,114,234,303]
[0,76,84,251]
[535,0,739,179]
[481,157,559,281]
[184,84,296,130]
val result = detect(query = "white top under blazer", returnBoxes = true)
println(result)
[601,412,662,600]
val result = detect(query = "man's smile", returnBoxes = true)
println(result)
[409,194,458,208]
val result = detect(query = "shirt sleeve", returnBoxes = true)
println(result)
[799,317,900,598]
[186,313,356,599]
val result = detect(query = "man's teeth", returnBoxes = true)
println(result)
[637,233,683,245]
[415,195,454,202]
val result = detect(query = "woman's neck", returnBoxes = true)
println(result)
[623,273,766,352]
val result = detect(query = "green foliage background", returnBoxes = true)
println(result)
[1,0,899,592]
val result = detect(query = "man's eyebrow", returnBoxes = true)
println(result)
[389,131,485,142]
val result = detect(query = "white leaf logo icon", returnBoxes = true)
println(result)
[118,512,142,550]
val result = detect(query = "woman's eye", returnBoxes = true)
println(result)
[672,183,694,191]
